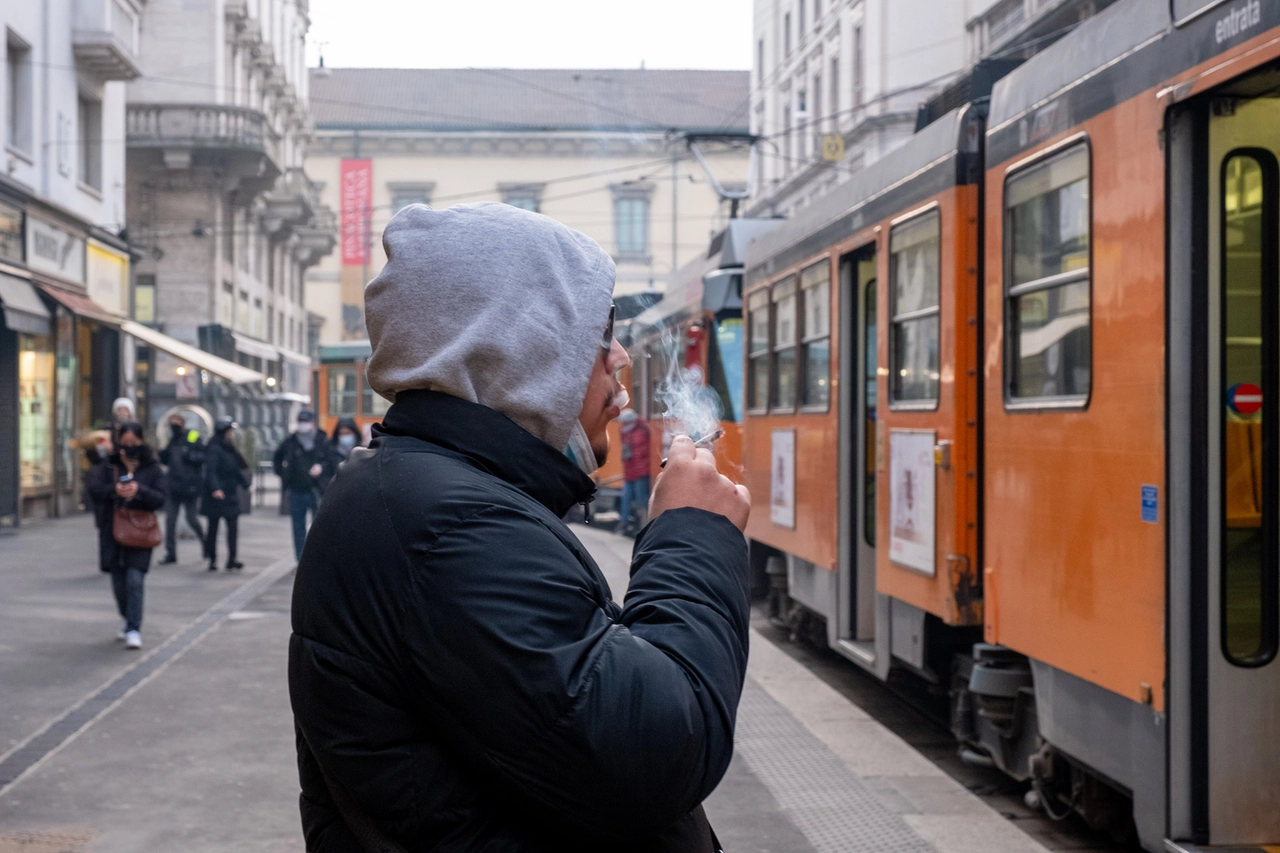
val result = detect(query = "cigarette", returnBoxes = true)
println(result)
[660,429,725,468]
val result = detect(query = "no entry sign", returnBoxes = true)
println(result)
[1228,383,1263,416]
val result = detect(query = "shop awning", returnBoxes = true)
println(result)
[230,332,279,362]
[120,321,264,385]
[37,282,125,327]
[277,347,312,366]
[0,273,51,335]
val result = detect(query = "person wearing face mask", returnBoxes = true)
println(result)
[158,414,208,565]
[202,417,251,572]
[329,418,362,462]
[289,203,750,852]
[273,410,334,561]
[80,430,116,573]
[86,422,167,650]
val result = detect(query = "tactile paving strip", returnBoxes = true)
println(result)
[733,679,937,853]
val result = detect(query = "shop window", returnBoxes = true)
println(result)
[1005,143,1091,404]
[772,276,798,411]
[328,367,358,417]
[747,288,771,412]
[18,333,54,493]
[890,209,940,407]
[800,259,831,408]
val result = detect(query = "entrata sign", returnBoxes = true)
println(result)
[1228,383,1263,416]
[340,159,373,266]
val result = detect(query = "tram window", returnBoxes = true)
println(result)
[1221,150,1279,667]
[327,367,358,418]
[710,318,744,422]
[1005,144,1091,404]
[889,210,940,406]
[772,276,798,410]
[800,260,831,409]
[361,373,391,418]
[747,288,771,413]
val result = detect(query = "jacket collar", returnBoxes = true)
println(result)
[376,389,595,517]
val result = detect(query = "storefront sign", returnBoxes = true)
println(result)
[340,159,373,265]
[26,216,85,285]
[86,240,129,316]
[0,199,23,265]
[889,430,936,575]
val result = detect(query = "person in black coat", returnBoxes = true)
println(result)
[289,204,752,852]
[201,417,250,572]
[82,432,116,573]
[158,414,207,564]
[86,422,167,650]
[273,410,334,561]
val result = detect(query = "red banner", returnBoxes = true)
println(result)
[340,159,372,265]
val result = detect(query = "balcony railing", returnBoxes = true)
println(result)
[72,0,142,80]
[126,104,282,168]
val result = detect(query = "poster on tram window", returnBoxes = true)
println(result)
[770,429,795,528]
[889,429,936,575]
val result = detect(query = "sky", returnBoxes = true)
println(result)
[306,0,753,70]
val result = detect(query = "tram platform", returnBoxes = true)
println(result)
[575,525,1053,853]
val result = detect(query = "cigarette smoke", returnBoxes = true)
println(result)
[654,327,722,445]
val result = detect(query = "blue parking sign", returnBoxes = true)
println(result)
[1141,485,1159,524]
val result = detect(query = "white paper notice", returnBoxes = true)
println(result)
[889,430,935,575]
[770,429,795,528]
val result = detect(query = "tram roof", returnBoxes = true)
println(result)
[743,106,972,286]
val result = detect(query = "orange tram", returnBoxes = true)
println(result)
[739,2,1279,850]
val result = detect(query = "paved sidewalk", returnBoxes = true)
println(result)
[573,524,1051,853]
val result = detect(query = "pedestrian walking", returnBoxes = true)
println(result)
[110,396,136,436]
[617,408,652,535]
[289,203,750,851]
[202,417,250,572]
[86,422,166,650]
[80,430,116,573]
[330,417,362,462]
[273,410,333,561]
[158,414,207,564]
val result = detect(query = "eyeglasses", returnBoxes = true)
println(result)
[600,304,616,351]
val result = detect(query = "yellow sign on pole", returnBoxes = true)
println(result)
[821,133,845,162]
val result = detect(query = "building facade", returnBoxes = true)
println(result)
[304,68,750,346]
[748,0,999,217]
[125,0,335,463]
[967,0,1120,63]
[0,0,143,525]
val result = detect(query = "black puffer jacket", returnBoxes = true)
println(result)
[201,436,250,519]
[289,390,749,852]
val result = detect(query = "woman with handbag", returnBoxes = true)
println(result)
[87,421,167,650]
[202,417,250,572]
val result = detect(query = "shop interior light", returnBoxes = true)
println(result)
[176,366,187,376]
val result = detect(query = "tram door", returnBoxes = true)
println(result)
[840,247,878,644]
[1202,90,1280,845]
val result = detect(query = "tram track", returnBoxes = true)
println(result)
[748,610,1143,853]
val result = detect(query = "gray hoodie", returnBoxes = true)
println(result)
[364,202,616,453]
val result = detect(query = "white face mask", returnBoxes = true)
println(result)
[297,423,316,436]
[337,434,356,451]
[564,420,599,475]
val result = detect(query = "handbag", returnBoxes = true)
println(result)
[113,506,162,549]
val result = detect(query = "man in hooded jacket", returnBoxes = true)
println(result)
[289,202,751,852]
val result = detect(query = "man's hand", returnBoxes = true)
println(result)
[212,489,226,500]
[649,435,750,531]
[309,463,323,478]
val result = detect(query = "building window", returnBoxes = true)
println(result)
[783,104,792,171]
[135,274,155,324]
[222,200,235,264]
[361,372,391,418]
[254,297,264,338]
[500,182,544,213]
[784,12,792,56]
[388,181,434,215]
[772,275,798,411]
[1005,144,1091,403]
[77,94,102,190]
[800,260,830,408]
[890,209,941,407]
[6,33,32,154]
[758,39,765,86]
[328,367,358,417]
[830,57,839,124]
[237,289,249,331]
[219,281,234,327]
[853,25,864,107]
[611,183,653,262]
[813,0,821,23]
[798,0,805,38]
[747,288,771,412]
